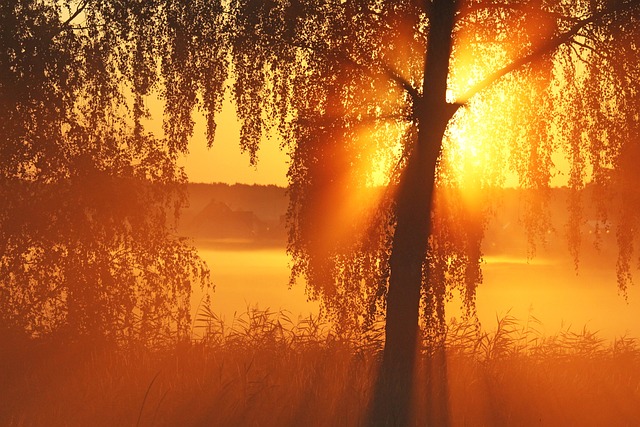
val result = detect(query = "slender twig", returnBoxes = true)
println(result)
[136,371,161,427]
[378,62,420,102]
[62,0,89,28]
[570,38,610,63]
[284,36,420,104]
[150,390,169,427]
[459,0,640,102]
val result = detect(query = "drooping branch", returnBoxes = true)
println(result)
[62,0,89,28]
[570,38,609,62]
[283,35,420,105]
[377,62,421,102]
[43,0,90,40]
[459,0,640,102]
[458,1,581,25]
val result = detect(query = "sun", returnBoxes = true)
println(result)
[443,109,491,188]
[359,99,507,194]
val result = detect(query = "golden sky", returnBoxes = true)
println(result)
[144,92,289,186]
[147,87,571,188]
[180,97,290,185]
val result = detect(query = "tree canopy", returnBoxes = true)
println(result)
[221,0,640,334]
[3,0,640,358]
[0,0,210,344]
[3,0,640,424]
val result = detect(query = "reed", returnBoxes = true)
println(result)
[1,307,639,426]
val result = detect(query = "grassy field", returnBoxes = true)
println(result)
[2,308,640,427]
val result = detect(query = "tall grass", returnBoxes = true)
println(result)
[1,307,639,426]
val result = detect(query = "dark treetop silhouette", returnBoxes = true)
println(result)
[0,0,210,344]
[2,0,640,425]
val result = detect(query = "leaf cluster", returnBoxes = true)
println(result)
[0,0,210,342]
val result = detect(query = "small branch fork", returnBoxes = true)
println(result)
[290,0,640,125]
[458,0,640,102]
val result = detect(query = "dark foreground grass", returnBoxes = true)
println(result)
[2,309,639,427]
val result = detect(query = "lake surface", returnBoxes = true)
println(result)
[478,255,640,338]
[194,246,640,340]
[192,247,319,325]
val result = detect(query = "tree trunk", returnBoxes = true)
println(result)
[368,1,459,425]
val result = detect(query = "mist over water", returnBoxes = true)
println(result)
[184,184,640,339]
[194,246,640,339]
[478,256,640,339]
[192,247,319,325]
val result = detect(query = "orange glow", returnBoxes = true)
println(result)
[358,124,406,188]
[6,2,640,426]
[440,96,511,202]
[378,12,426,89]
[141,89,289,185]
[182,99,289,185]
[443,2,567,195]
[300,126,396,254]
[448,26,507,103]
[444,19,516,196]
[444,120,485,188]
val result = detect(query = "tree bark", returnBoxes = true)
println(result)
[369,1,459,425]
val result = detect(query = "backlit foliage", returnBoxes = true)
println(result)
[223,0,640,337]
[5,0,639,341]
[0,0,210,343]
